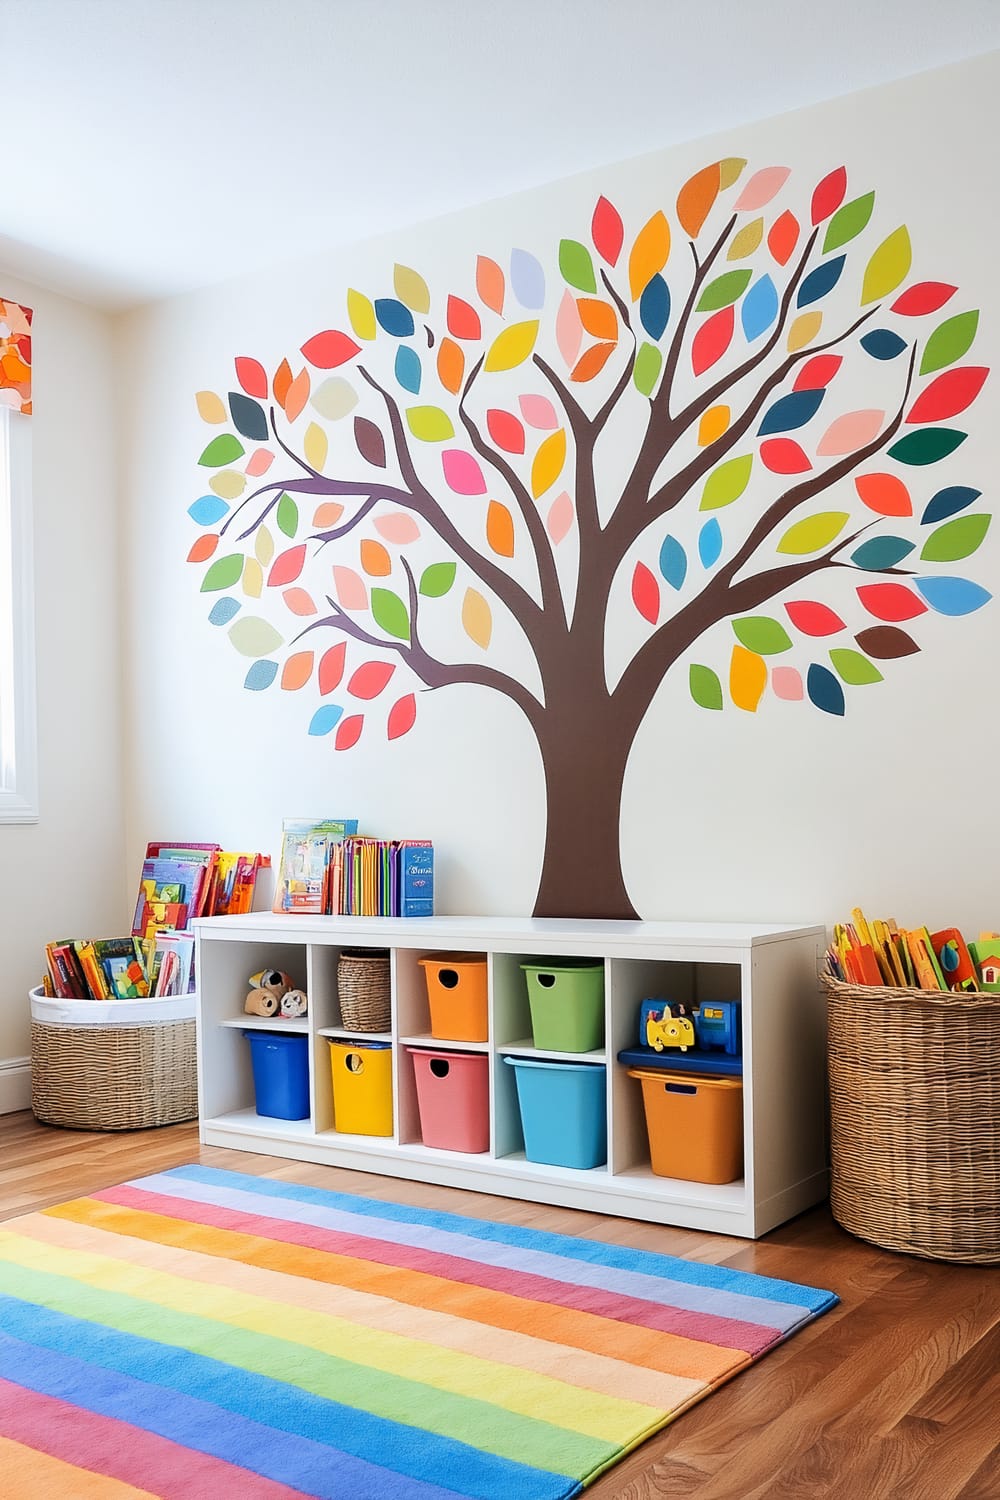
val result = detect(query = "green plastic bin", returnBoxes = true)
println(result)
[520,959,605,1052]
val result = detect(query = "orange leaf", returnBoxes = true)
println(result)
[447,295,482,341]
[360,539,392,576]
[312,501,345,528]
[571,342,616,382]
[476,256,505,314]
[282,588,317,616]
[676,163,721,239]
[437,337,465,395]
[281,651,315,690]
[187,534,218,563]
[698,405,730,445]
[576,298,617,340]
[273,358,293,409]
[486,500,515,557]
[284,368,311,423]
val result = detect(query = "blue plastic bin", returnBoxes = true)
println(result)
[503,1056,607,1168]
[244,1030,310,1120]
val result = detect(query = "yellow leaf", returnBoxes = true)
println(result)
[730,645,767,712]
[304,422,328,472]
[360,539,392,577]
[628,211,671,300]
[209,469,246,499]
[718,156,747,189]
[531,429,567,499]
[347,289,376,341]
[255,528,274,567]
[727,218,763,260]
[861,226,912,306]
[484,320,539,373]
[394,263,431,314]
[698,405,730,446]
[462,588,492,649]
[787,311,822,353]
[242,557,263,598]
[486,500,515,557]
[196,390,227,423]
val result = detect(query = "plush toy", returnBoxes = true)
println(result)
[245,987,279,1017]
[248,968,292,1001]
[280,988,308,1018]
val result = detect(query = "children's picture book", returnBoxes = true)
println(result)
[273,818,358,914]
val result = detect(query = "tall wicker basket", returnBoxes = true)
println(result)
[337,949,391,1032]
[823,974,1000,1265]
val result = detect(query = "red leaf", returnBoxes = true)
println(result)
[784,600,846,636]
[794,354,843,391]
[446,296,482,341]
[906,366,989,424]
[691,304,734,376]
[768,210,800,266]
[486,408,525,454]
[347,660,396,699]
[810,166,847,225]
[592,195,624,266]
[319,642,346,695]
[300,330,361,368]
[571,341,616,382]
[387,693,417,740]
[759,438,812,474]
[890,282,957,316]
[854,472,912,517]
[235,356,268,398]
[187,534,218,563]
[266,544,307,587]
[631,561,660,624]
[335,714,364,751]
[857,583,928,622]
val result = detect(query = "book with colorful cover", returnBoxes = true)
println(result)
[150,931,196,995]
[272,819,358,914]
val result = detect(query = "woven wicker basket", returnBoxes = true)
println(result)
[823,973,1000,1265]
[30,1011,198,1132]
[337,949,391,1032]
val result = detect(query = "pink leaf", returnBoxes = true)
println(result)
[556,290,583,368]
[816,409,885,456]
[771,666,804,701]
[546,491,574,544]
[245,447,275,477]
[374,512,421,544]
[282,588,317,616]
[441,448,487,495]
[333,565,368,610]
[518,394,558,430]
[733,166,790,212]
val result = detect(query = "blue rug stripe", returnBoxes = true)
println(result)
[0,1302,577,1500]
[158,1164,835,1311]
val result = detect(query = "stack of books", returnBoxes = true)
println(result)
[827,908,1000,992]
[272,818,433,917]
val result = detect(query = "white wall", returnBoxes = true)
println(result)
[116,52,1000,934]
[0,275,123,1099]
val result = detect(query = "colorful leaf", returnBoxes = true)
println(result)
[303,422,328,472]
[312,502,344,529]
[333,566,368,610]
[591,196,624,266]
[486,409,525,454]
[347,289,377,341]
[348,661,396,699]
[850,536,914,570]
[374,512,420,544]
[254,529,273,567]
[571,342,616,382]
[486,500,515,557]
[244,660,279,691]
[267,544,307,587]
[633,342,662,397]
[823,191,874,253]
[811,166,847,225]
[659,535,687,591]
[519,395,558,429]
[228,616,284,657]
[209,470,245,501]
[475,256,505,315]
[758,388,824,436]
[727,217,763,260]
[312,377,358,420]
[772,667,804,701]
[406,405,455,442]
[510,249,545,310]
[807,664,845,715]
[697,269,752,313]
[689,664,723,710]
[887,428,966,466]
[698,518,723,569]
[701,453,753,510]
[891,282,957,316]
[919,311,979,376]
[639,276,670,340]
[920,514,990,563]
[857,582,927,621]
[718,157,746,189]
[360,539,392,576]
[854,472,912,516]
[437,338,465,394]
[861,227,911,305]
[228,393,268,442]
[698,405,730,447]
[760,438,811,474]
[547,491,574,544]
[284,369,310,423]
[308,704,344,736]
[796,256,845,308]
[484,320,539,372]
[371,587,410,640]
[462,588,492,648]
[283,592,316,622]
[829,648,882,685]
[393,264,430,314]
[394,346,421,395]
[732,617,792,654]
[734,165,790,212]
[767,210,799,266]
[559,239,597,293]
[301,330,360,369]
[787,312,822,353]
[741,275,779,341]
[319,642,346,695]
[375,300,415,338]
[556,290,583,367]
[854,626,919,659]
[913,576,992,615]
[628,211,671,299]
[245,449,274,477]
[273,359,293,409]
[906,367,988,424]
[447,295,481,341]
[276,493,299,538]
[730,645,768,712]
[575,295,615,337]
[794,355,842,392]
[335,715,364,751]
[631,562,660,624]
[677,163,721,238]
[195,391,227,423]
[198,434,245,467]
[242,558,263,598]
[692,305,734,375]
[530,430,567,498]
[281,652,314,690]
[355,416,387,468]
[777,512,848,555]
[200,554,244,592]
[784,600,845,636]
[419,562,456,597]
[387,694,417,740]
[187,534,219,564]
[442,448,487,495]
[235,357,268,398]
[189,495,229,527]
[921,486,981,525]
[817,409,884,456]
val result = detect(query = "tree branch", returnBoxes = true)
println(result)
[594,269,637,435]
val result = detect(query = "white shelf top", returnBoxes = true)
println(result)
[318,1027,392,1042]
[498,1039,607,1063]
[220,1016,309,1033]
[205,1108,314,1138]
[398,1032,488,1053]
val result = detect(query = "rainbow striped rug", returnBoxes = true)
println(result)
[0,1166,836,1497]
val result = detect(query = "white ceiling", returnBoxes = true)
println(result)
[4,0,1000,311]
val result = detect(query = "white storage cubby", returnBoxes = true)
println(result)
[194,914,827,1237]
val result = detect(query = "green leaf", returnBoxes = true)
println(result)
[405,405,455,442]
[198,433,245,467]
[919,311,979,376]
[696,269,752,313]
[558,239,597,294]
[822,192,875,255]
[228,616,284,657]
[861,226,911,305]
[887,429,966,466]
[419,562,456,598]
[633,341,662,397]
[200,554,245,591]
[777,512,849,555]
[276,493,299,537]
[701,453,753,510]
[371,587,410,640]
[920,513,990,562]
[689,664,723,710]
[732,616,793,654]
[829,648,883,685]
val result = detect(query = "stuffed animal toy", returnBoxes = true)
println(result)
[248,968,292,1001]
[280,988,308,1018]
[244,987,279,1017]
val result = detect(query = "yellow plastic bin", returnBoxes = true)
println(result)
[627,1067,743,1183]
[328,1039,393,1136]
[419,953,488,1042]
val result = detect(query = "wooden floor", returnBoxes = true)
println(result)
[1,1111,996,1499]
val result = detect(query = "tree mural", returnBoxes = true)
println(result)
[189,157,991,919]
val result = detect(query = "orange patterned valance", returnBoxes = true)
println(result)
[0,298,32,414]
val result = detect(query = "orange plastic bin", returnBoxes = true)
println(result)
[418,953,488,1043]
[627,1067,743,1183]
[406,1045,490,1153]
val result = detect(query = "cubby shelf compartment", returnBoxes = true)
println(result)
[194,913,827,1239]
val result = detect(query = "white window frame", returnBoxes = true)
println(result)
[0,405,37,822]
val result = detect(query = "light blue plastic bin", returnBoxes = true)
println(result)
[503,1056,607,1168]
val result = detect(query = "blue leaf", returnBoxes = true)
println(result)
[849,536,914,570]
[188,494,230,526]
[228,392,269,441]
[374,299,415,337]
[639,275,671,340]
[510,248,546,309]
[758,388,825,436]
[308,704,345,736]
[921,485,981,525]
[659,534,687,590]
[807,663,845,715]
[860,329,907,360]
[796,255,846,308]
[395,346,421,395]
[208,596,241,626]
[741,275,779,342]
[914,576,992,616]
[698,518,722,569]
[244,660,278,691]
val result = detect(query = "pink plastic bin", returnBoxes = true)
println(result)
[406,1046,490,1153]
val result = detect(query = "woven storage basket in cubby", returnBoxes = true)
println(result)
[29,988,197,1131]
[823,974,1000,1264]
[337,949,391,1032]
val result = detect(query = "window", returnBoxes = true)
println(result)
[0,406,37,821]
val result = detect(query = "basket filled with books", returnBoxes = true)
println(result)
[823,911,1000,1266]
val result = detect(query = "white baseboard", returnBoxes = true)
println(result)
[0,1056,31,1114]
